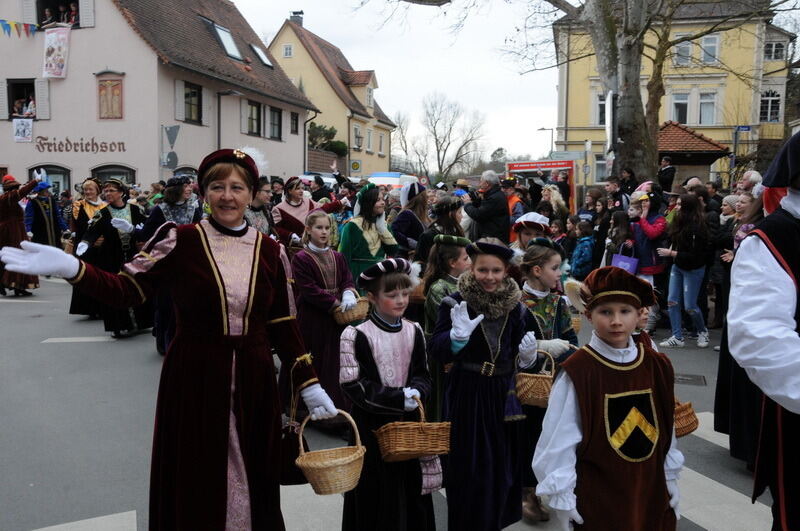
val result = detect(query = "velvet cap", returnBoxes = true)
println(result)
[34,181,52,192]
[466,240,514,262]
[763,130,800,188]
[433,234,471,247]
[358,257,412,288]
[432,198,463,216]
[197,148,259,192]
[2,175,20,190]
[400,182,426,207]
[513,212,551,234]
[500,177,517,188]
[581,266,656,311]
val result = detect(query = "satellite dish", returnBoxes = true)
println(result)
[165,151,178,169]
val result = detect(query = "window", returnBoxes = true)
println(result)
[701,35,719,64]
[32,0,93,28]
[353,124,362,149]
[379,133,384,154]
[764,42,785,61]
[251,44,273,67]
[269,107,282,139]
[5,79,36,120]
[674,38,691,66]
[184,82,202,124]
[672,93,688,123]
[92,164,135,185]
[247,100,261,135]
[699,93,715,124]
[760,90,781,122]
[212,23,242,60]
[366,87,374,107]
[366,130,373,151]
[597,94,606,126]
[283,44,293,58]
[594,154,607,181]
[290,112,299,135]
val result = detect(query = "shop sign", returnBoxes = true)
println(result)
[34,136,126,153]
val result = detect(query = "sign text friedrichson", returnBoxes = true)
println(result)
[35,136,126,153]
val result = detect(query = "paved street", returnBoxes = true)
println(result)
[1,279,772,531]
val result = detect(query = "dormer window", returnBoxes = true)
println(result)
[200,17,242,60]
[367,87,374,107]
[251,44,273,67]
[765,42,785,60]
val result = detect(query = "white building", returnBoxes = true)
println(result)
[0,0,317,194]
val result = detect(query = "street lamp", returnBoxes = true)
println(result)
[538,127,554,156]
[217,89,244,149]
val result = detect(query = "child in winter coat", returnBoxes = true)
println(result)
[570,221,594,280]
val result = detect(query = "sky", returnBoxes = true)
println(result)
[234,0,559,161]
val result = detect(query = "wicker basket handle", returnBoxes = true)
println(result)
[297,409,361,456]
[538,350,556,376]
[413,395,426,422]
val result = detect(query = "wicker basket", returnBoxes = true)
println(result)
[333,297,370,325]
[571,314,582,333]
[295,409,366,495]
[375,396,451,462]
[409,283,426,304]
[674,399,699,438]
[516,351,556,407]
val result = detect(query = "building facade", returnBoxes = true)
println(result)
[0,0,315,194]
[553,5,795,185]
[269,13,395,177]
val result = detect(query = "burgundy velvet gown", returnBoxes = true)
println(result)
[0,180,39,290]
[69,218,318,531]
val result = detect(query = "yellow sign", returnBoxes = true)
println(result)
[350,160,361,173]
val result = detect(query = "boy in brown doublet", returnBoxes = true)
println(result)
[533,267,683,530]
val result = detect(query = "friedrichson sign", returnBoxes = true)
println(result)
[34,136,127,153]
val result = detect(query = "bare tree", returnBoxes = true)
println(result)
[420,92,485,179]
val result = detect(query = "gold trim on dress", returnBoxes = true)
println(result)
[583,343,644,371]
[296,377,319,392]
[119,271,146,304]
[136,250,158,263]
[196,224,229,336]
[242,235,262,336]
[67,261,87,284]
[267,315,295,325]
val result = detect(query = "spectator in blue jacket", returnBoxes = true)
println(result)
[570,220,594,280]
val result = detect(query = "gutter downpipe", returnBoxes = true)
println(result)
[563,27,570,156]
[303,110,319,173]
[347,112,352,177]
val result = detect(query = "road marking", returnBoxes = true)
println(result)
[40,277,67,284]
[32,510,136,531]
[42,336,116,343]
[680,466,771,531]
[693,411,730,450]
[0,299,52,303]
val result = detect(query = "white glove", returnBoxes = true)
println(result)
[518,331,539,368]
[110,218,134,233]
[376,213,387,234]
[135,222,144,230]
[300,383,338,421]
[0,241,80,279]
[553,508,584,531]
[290,233,302,245]
[666,479,680,520]
[340,196,351,208]
[339,290,358,312]
[403,387,421,411]
[26,231,33,239]
[449,301,484,343]
[539,338,570,357]
[76,241,89,256]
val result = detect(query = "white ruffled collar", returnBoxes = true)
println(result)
[307,241,329,253]
[523,282,550,298]
[588,331,638,363]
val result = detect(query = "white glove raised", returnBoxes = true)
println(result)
[376,213,387,234]
[76,241,89,256]
[300,383,338,421]
[340,196,351,208]
[403,387,421,411]
[553,508,584,531]
[290,233,302,245]
[449,301,484,343]
[26,231,33,239]
[666,478,680,520]
[110,218,134,233]
[0,241,80,279]
[518,331,539,368]
[339,290,358,312]
[538,338,570,357]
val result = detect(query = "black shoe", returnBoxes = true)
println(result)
[14,289,32,297]
[0,285,6,296]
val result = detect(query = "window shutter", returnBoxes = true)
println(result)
[78,0,95,27]
[240,99,248,134]
[174,80,184,121]
[201,87,212,126]
[0,81,8,120]
[21,0,37,24]
[35,79,50,120]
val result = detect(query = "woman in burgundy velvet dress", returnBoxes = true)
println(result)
[0,149,339,531]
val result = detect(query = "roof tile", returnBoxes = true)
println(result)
[658,121,730,153]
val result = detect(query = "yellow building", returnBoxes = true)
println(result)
[554,5,795,185]
[269,13,394,177]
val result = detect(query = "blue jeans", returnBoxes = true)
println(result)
[667,264,707,340]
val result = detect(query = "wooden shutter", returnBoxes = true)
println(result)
[0,81,8,120]
[201,87,212,126]
[78,0,95,27]
[35,79,50,120]
[240,99,248,134]
[174,80,184,121]
[21,0,37,24]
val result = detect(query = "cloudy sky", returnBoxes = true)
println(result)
[235,0,559,161]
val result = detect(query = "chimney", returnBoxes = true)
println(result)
[289,10,304,27]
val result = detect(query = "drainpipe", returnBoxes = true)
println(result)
[347,112,352,177]
[303,110,318,173]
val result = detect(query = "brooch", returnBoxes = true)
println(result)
[233,149,246,159]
